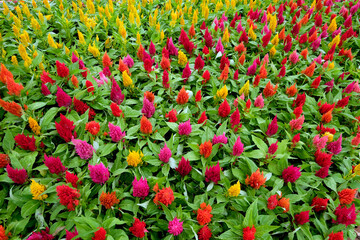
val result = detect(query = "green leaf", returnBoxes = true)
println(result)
[252,135,267,153]
[21,200,40,218]
[243,199,258,227]
[218,230,239,239]
[28,102,47,111]
[40,107,59,131]
[100,143,117,157]
[166,122,178,132]
[3,129,15,152]
[7,217,30,235]
[103,218,125,229]
[22,152,38,172]
[255,225,279,237]
[324,177,337,192]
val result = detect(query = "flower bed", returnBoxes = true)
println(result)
[0,0,360,239]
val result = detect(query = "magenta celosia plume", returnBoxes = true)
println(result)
[88,163,109,184]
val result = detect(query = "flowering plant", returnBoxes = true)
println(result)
[0,0,360,239]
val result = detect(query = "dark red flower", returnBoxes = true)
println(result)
[6,164,28,184]
[333,204,356,226]
[44,154,67,175]
[311,196,329,212]
[294,211,310,225]
[110,79,125,105]
[176,157,192,177]
[198,225,212,240]
[315,150,333,167]
[56,86,72,107]
[66,171,79,188]
[266,115,278,136]
[328,231,344,240]
[267,194,278,210]
[55,114,77,142]
[292,93,306,108]
[92,227,106,240]
[182,63,191,83]
[205,161,221,184]
[218,99,231,118]
[73,97,96,120]
[194,55,204,71]
[56,61,69,78]
[14,134,36,151]
[41,70,55,85]
[315,166,330,178]
[336,96,350,108]
[282,165,301,183]
[162,70,170,89]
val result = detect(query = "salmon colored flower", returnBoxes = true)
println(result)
[338,188,357,205]
[286,84,297,97]
[102,52,112,67]
[277,197,290,213]
[140,115,152,134]
[263,81,278,98]
[0,98,23,117]
[197,202,213,225]
[85,121,100,135]
[200,141,212,158]
[154,186,174,207]
[245,169,266,189]
[176,87,189,105]
[99,192,119,209]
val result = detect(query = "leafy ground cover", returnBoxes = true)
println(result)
[0,0,360,239]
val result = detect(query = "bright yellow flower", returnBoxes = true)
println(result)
[239,80,250,96]
[21,3,31,18]
[32,0,37,8]
[328,35,340,48]
[87,0,95,14]
[3,1,10,15]
[203,6,209,19]
[38,11,44,23]
[269,46,276,57]
[328,17,337,33]
[271,34,279,46]
[29,117,41,135]
[65,46,70,55]
[78,30,86,45]
[136,32,141,45]
[72,1,78,11]
[192,9,198,24]
[11,56,18,65]
[39,62,45,70]
[123,71,133,87]
[353,164,360,176]
[47,34,57,48]
[269,14,277,32]
[160,30,165,42]
[12,25,20,38]
[30,180,48,200]
[15,6,23,21]
[178,50,188,65]
[215,0,223,11]
[31,17,41,32]
[328,62,335,70]
[323,132,334,142]
[119,21,127,39]
[127,150,144,167]
[249,0,256,9]
[43,0,51,10]
[248,26,256,41]
[216,85,228,99]
[88,42,100,58]
[2,49,6,59]
[18,44,28,61]
[223,27,230,43]
[228,181,241,197]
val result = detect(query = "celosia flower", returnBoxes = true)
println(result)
[88,163,109,184]
[315,150,333,167]
[182,63,191,83]
[56,86,72,107]
[294,211,310,225]
[44,154,67,175]
[194,55,204,71]
[127,150,144,167]
[232,137,244,156]
[205,161,221,184]
[268,141,278,155]
[72,139,94,160]
[110,79,125,105]
[254,94,264,108]
[158,144,172,163]
[198,225,212,240]
[218,99,231,118]
[0,154,9,169]
[141,97,155,118]
[165,109,177,122]
[108,122,125,142]
[130,218,147,238]
[328,232,344,240]
[14,134,36,151]
[132,177,149,198]
[73,98,96,120]
[30,179,48,200]
[245,169,266,189]
[176,87,189,105]
[267,194,278,210]
[327,134,342,154]
[216,85,228,99]
[66,171,79,188]
[289,115,305,131]
[55,114,76,142]
[243,226,256,240]
[99,192,119,209]
[338,188,357,205]
[56,184,80,211]
[41,83,51,96]
[179,120,192,136]
[197,202,213,225]
[168,217,183,236]
[153,186,174,206]
[123,55,134,68]
[200,141,213,158]
[56,61,69,78]
[313,134,328,150]
[85,121,100,135]
[311,197,329,212]
[283,165,301,183]
[27,228,54,240]
[228,181,241,197]
[266,115,278,136]
[215,37,224,54]
[140,115,152,134]
[65,228,79,240]
[110,102,123,117]
[212,133,227,148]
[92,227,106,240]
[333,204,356,226]
[176,157,192,177]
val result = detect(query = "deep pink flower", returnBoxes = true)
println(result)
[230,108,241,128]
[141,98,155,118]
[282,165,301,183]
[123,55,134,68]
[66,228,80,240]
[247,61,257,76]
[41,83,51,96]
[313,134,328,150]
[108,122,125,142]
[232,136,244,156]
[268,141,278,155]
[149,41,156,56]
[110,79,125,105]
[215,38,224,54]
[158,143,172,163]
[178,120,192,136]
[182,63,191,83]
[254,94,264,108]
[44,154,67,175]
[289,50,299,64]
[266,115,278,137]
[56,86,72,107]
[132,177,149,198]
[212,133,228,148]
[72,139,94,160]
[168,217,183,236]
[327,134,342,154]
[6,164,28,184]
[88,163,109,184]
[27,227,54,240]
[176,157,192,177]
[205,161,221,184]
[333,204,356,226]
[194,55,204,71]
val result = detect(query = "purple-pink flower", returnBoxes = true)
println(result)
[212,133,228,148]
[254,94,264,108]
[313,134,328,150]
[6,164,28,184]
[168,217,183,236]
[110,79,125,105]
[132,176,149,198]
[268,141,278,155]
[158,143,172,163]
[123,54,134,68]
[215,37,224,54]
[141,97,155,118]
[108,122,126,142]
[44,154,67,175]
[72,138,95,160]
[179,120,192,136]
[176,157,192,177]
[88,162,109,184]
[56,86,72,107]
[266,115,278,137]
[232,136,244,156]
[327,134,342,155]
[282,165,301,183]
